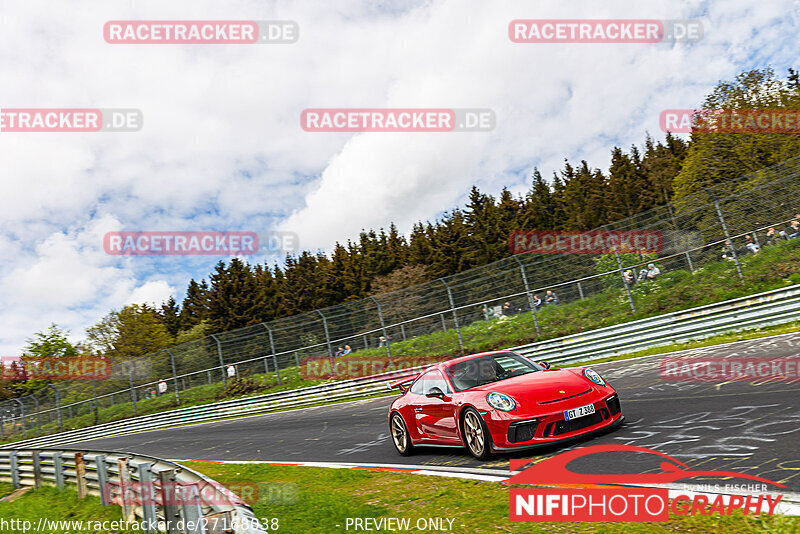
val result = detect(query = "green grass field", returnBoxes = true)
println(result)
[188,462,800,534]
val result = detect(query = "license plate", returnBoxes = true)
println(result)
[564,403,595,421]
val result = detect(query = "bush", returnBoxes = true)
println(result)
[217,373,264,399]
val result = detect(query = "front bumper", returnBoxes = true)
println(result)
[484,393,623,451]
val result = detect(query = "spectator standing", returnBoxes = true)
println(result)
[157,379,168,396]
[379,336,386,347]
[226,365,237,379]
[532,295,542,309]
[545,290,559,305]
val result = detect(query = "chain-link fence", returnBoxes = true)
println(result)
[3,155,800,442]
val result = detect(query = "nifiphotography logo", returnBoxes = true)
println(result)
[507,445,785,522]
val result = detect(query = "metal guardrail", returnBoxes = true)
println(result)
[0,448,266,534]
[3,284,799,451]
[2,367,425,450]
[511,284,800,364]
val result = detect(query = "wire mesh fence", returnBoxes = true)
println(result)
[3,155,800,441]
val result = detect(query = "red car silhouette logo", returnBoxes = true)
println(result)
[506,444,786,488]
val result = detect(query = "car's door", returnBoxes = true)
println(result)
[412,370,459,442]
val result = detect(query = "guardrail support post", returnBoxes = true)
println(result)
[440,279,465,355]
[51,384,63,432]
[180,485,205,534]
[94,455,107,504]
[32,450,42,489]
[211,334,226,385]
[53,452,64,490]
[137,462,157,533]
[159,469,182,534]
[369,297,392,359]
[317,310,334,359]
[613,248,637,313]
[294,352,300,367]
[9,451,19,488]
[512,256,541,337]
[400,323,407,341]
[75,452,88,499]
[165,349,181,406]
[0,411,5,440]
[707,189,745,281]
[262,323,280,384]
[118,458,136,523]
[577,281,585,300]
[440,313,447,332]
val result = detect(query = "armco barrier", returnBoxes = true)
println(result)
[3,285,800,450]
[0,448,266,534]
[511,284,800,364]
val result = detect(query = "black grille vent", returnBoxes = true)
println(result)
[606,395,621,415]
[508,420,539,443]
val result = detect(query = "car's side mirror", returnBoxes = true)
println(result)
[426,387,445,398]
[538,361,551,369]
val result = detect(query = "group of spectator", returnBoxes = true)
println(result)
[482,291,559,320]
[623,263,661,287]
[532,290,559,308]
[723,215,800,261]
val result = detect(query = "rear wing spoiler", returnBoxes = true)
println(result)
[386,374,419,393]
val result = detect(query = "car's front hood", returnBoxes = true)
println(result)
[472,369,596,404]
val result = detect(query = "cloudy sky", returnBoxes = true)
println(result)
[0,0,797,353]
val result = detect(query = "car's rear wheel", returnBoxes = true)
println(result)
[390,412,414,456]
[462,408,492,460]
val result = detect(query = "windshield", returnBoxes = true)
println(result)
[444,352,544,392]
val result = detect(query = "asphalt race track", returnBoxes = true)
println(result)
[64,332,800,491]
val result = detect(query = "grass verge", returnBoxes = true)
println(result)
[188,462,800,534]
[0,484,133,533]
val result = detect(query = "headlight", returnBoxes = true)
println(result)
[583,368,605,386]
[486,392,516,411]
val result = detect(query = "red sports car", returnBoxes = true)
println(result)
[387,350,623,459]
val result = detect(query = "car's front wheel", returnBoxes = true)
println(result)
[462,407,492,460]
[390,412,414,456]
